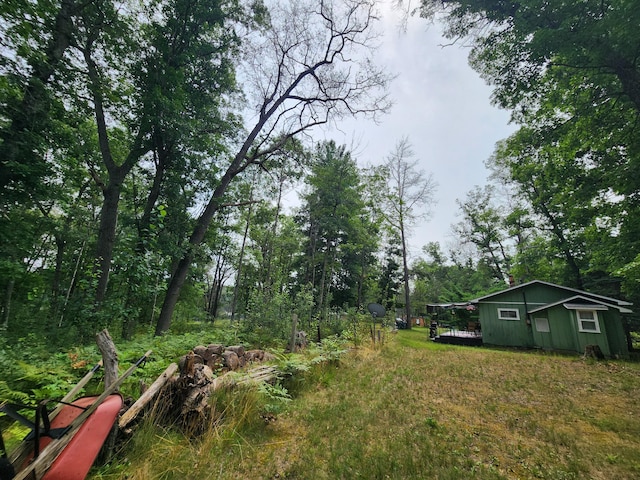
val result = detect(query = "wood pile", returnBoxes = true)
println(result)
[120,344,277,435]
[178,344,275,374]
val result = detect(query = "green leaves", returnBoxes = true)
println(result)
[297,141,378,315]
[426,0,640,304]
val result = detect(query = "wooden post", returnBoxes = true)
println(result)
[96,330,119,390]
[95,330,118,464]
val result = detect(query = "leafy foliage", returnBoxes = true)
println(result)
[257,382,291,415]
[416,0,640,331]
[296,141,381,320]
[0,381,30,404]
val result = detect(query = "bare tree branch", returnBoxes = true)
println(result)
[155,0,392,334]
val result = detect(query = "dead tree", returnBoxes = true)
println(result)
[155,0,392,335]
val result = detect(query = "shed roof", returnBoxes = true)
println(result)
[527,294,633,315]
[427,302,475,310]
[471,280,633,308]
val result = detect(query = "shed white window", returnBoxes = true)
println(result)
[577,310,601,333]
[498,308,520,320]
[535,317,550,332]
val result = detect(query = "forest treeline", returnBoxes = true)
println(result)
[1,0,639,349]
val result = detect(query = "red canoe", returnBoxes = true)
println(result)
[20,394,123,480]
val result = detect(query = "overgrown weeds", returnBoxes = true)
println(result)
[0,321,245,451]
[90,335,351,479]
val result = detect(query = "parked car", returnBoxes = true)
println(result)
[395,317,407,329]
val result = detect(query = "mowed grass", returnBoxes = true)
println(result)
[94,329,640,479]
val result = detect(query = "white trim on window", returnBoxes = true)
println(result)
[577,310,601,333]
[498,308,520,320]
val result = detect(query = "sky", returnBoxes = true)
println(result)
[289,2,517,260]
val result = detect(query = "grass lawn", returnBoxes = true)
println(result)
[93,328,640,479]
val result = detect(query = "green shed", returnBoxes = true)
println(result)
[472,280,632,358]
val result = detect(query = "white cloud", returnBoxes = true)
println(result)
[291,2,517,258]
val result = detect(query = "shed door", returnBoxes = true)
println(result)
[533,316,553,350]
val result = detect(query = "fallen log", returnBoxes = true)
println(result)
[162,362,279,434]
[118,363,178,431]
[236,365,279,385]
[202,365,278,393]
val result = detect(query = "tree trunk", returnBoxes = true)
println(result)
[1,279,15,329]
[535,193,584,289]
[357,256,366,309]
[94,180,123,304]
[317,245,331,323]
[231,198,253,322]
[52,232,66,301]
[155,113,266,335]
[84,40,147,305]
[210,256,228,319]
[137,145,171,252]
[400,219,412,329]
[263,176,284,290]
[58,239,86,328]
[0,0,77,191]
[288,313,299,353]
[487,246,506,282]
[609,52,640,113]
[155,253,193,335]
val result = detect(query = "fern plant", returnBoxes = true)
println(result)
[0,380,31,404]
[257,382,291,415]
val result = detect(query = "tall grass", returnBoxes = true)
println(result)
[91,329,640,479]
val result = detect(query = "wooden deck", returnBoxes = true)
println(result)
[433,330,483,347]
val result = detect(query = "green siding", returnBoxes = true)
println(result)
[531,315,553,350]
[486,283,574,307]
[477,282,630,358]
[575,309,609,356]
[601,311,629,358]
[547,307,578,352]
[478,302,534,348]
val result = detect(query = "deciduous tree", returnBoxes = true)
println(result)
[154,0,391,335]
[379,138,436,327]
[453,185,511,282]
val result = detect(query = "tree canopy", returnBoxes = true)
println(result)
[4,0,638,349]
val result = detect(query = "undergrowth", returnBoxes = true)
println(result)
[0,320,257,451]
[93,328,640,480]
[90,335,352,479]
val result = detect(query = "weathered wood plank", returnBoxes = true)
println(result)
[118,363,178,430]
[96,329,118,389]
